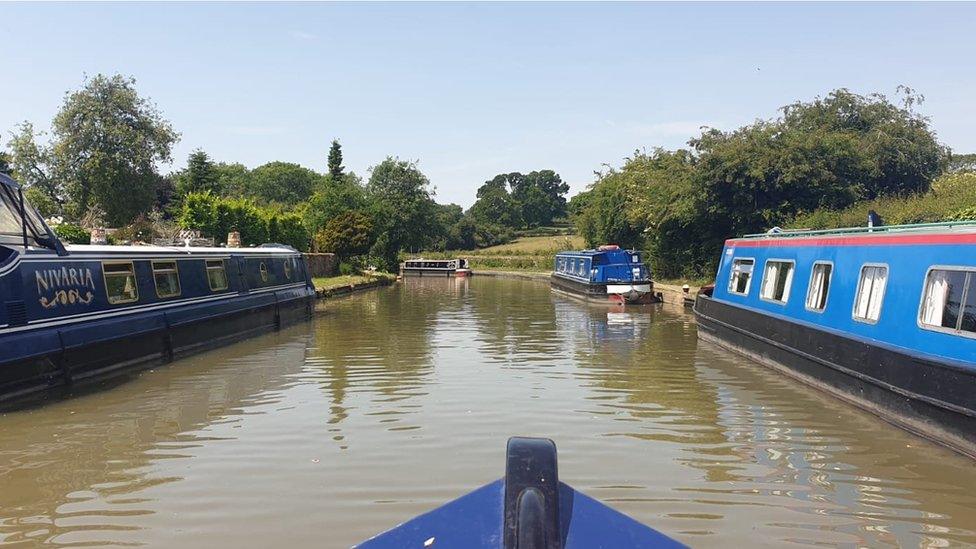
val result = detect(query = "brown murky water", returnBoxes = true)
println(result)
[2,276,975,547]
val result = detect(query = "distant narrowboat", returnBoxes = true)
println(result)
[551,245,656,304]
[401,258,471,277]
[694,222,976,457]
[0,173,315,404]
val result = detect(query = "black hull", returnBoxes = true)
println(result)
[694,295,976,458]
[0,292,313,407]
[549,274,657,304]
[401,269,458,277]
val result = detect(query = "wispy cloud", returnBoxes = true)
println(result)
[289,30,316,41]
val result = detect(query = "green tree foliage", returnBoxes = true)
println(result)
[792,171,976,229]
[572,88,949,279]
[470,181,521,228]
[511,170,570,227]
[213,162,251,197]
[177,191,309,251]
[470,171,569,230]
[303,172,367,243]
[328,139,344,179]
[9,74,179,226]
[53,223,90,244]
[314,211,375,258]
[0,139,10,175]
[247,161,321,205]
[366,157,437,270]
[175,149,221,197]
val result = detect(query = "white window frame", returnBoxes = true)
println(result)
[759,259,795,305]
[727,257,755,296]
[206,259,230,292]
[151,260,182,299]
[102,261,139,305]
[917,265,976,339]
[852,263,889,325]
[804,261,834,313]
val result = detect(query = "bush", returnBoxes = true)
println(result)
[338,261,357,276]
[178,191,309,250]
[54,223,90,244]
[791,171,976,230]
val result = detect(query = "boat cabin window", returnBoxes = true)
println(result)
[207,259,229,291]
[920,268,976,335]
[103,262,139,304]
[805,262,833,312]
[760,260,794,304]
[728,258,754,295]
[284,258,294,280]
[259,261,269,283]
[853,264,888,323]
[152,261,181,299]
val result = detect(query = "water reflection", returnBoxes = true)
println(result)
[0,277,974,548]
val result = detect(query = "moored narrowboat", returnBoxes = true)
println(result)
[694,222,976,457]
[551,245,656,304]
[401,258,471,277]
[0,173,315,404]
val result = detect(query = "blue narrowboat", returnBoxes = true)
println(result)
[0,173,315,404]
[552,245,656,304]
[360,437,684,548]
[694,222,976,457]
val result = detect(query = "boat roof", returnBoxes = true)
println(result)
[557,248,635,257]
[63,244,298,255]
[729,221,976,247]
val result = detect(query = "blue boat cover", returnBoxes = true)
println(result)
[358,479,684,548]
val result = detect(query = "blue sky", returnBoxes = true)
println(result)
[2,2,974,207]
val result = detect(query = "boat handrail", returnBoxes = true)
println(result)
[741,220,976,239]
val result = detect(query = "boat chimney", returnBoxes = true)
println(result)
[227,231,241,248]
[90,227,107,245]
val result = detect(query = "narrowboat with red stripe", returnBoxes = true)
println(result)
[694,221,976,457]
[551,245,657,305]
[0,173,315,404]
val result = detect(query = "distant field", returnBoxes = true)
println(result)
[407,234,585,273]
[466,234,585,256]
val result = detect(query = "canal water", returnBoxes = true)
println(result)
[2,276,975,547]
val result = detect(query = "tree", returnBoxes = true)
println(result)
[213,162,251,197]
[328,139,344,180]
[511,170,570,226]
[9,74,179,225]
[475,170,569,228]
[691,88,947,243]
[315,211,375,258]
[469,184,521,228]
[0,139,10,175]
[303,172,368,243]
[366,157,437,269]
[247,161,321,204]
[175,149,221,197]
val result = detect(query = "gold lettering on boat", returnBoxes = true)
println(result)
[36,267,96,309]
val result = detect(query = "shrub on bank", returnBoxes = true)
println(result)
[54,223,90,244]
[791,171,976,230]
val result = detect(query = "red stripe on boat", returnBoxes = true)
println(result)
[727,232,976,248]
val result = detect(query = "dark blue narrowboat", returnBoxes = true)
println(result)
[0,174,315,404]
[694,222,976,457]
[551,245,657,304]
[360,437,684,548]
